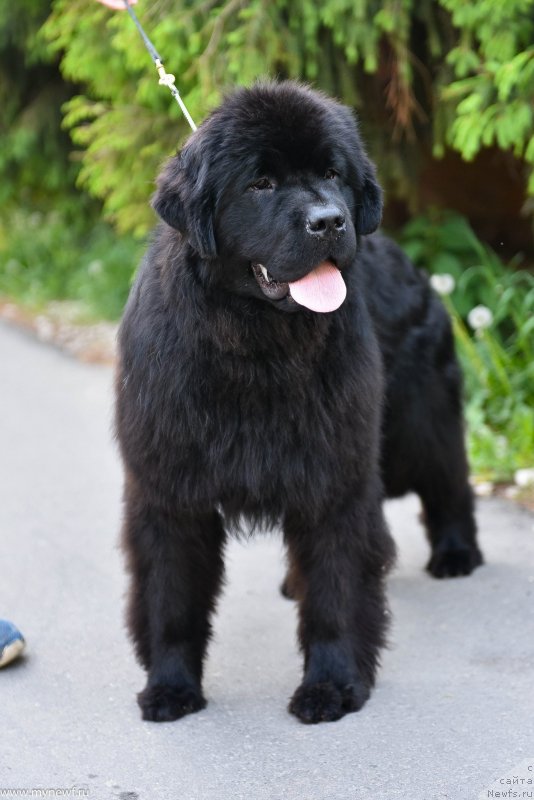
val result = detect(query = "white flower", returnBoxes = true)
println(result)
[467,304,493,331]
[515,468,534,488]
[430,273,455,295]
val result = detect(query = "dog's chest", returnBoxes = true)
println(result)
[120,303,380,512]
[173,343,366,511]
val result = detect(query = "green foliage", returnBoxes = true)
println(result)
[38,0,534,234]
[41,0,443,233]
[0,0,77,207]
[0,206,141,320]
[400,211,534,480]
[454,280,534,481]
[0,0,141,320]
[437,0,534,198]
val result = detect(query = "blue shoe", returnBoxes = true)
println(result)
[0,620,25,667]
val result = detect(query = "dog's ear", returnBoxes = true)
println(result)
[355,160,383,236]
[336,105,383,236]
[151,136,217,260]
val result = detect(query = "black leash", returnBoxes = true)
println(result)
[118,0,197,131]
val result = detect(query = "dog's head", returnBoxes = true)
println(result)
[152,81,382,312]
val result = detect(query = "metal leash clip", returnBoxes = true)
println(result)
[155,60,176,89]
[97,0,198,132]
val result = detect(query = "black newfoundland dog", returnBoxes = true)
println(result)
[115,81,482,725]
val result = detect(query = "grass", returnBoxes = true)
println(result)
[400,210,534,481]
[0,205,142,322]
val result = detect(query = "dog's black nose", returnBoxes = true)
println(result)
[306,205,346,237]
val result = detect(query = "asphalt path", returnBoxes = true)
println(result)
[1,319,533,800]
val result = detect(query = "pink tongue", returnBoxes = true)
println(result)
[288,261,347,312]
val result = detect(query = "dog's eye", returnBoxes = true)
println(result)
[324,168,340,180]
[249,177,274,191]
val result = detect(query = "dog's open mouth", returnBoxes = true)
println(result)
[251,263,290,301]
[251,261,347,312]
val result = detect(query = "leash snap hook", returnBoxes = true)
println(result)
[155,59,176,88]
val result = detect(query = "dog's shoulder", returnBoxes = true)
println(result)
[358,233,453,373]
[359,233,443,325]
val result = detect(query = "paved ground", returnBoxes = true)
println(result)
[1,318,533,800]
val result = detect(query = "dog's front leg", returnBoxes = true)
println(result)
[284,498,395,724]
[122,482,226,722]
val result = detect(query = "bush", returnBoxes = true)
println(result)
[0,205,141,320]
[41,0,534,235]
[400,211,534,480]
[0,0,142,321]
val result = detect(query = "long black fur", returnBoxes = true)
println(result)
[115,81,482,725]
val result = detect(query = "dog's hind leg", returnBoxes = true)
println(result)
[122,476,226,722]
[418,464,481,578]
[381,330,482,578]
[284,495,395,724]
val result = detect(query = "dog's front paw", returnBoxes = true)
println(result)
[138,683,206,722]
[427,541,483,578]
[289,680,369,724]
